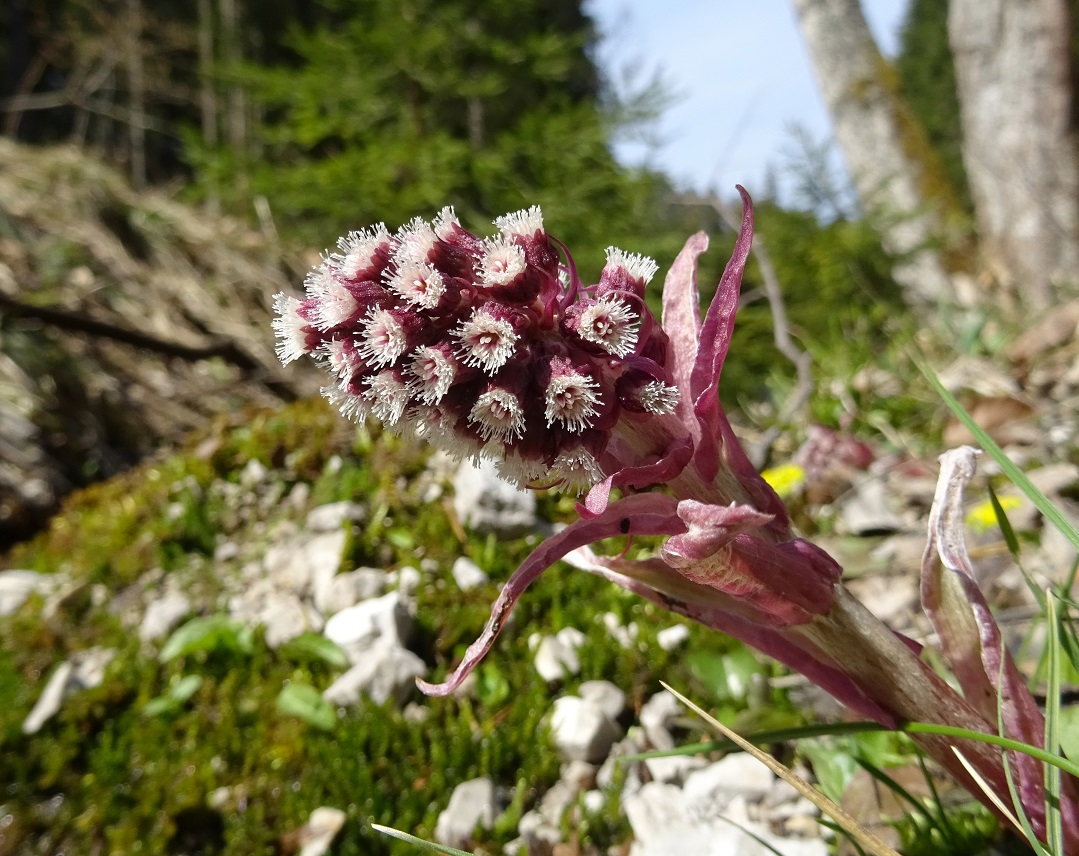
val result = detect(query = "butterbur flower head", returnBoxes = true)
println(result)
[273,190,835,695]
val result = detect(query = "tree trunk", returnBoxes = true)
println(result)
[126,0,146,188]
[949,0,1079,310]
[792,0,956,304]
[220,0,246,152]
[197,0,218,147]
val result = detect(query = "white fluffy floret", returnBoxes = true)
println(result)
[455,307,518,373]
[551,448,604,493]
[544,372,601,433]
[469,389,526,444]
[495,205,544,238]
[272,293,310,365]
[477,236,527,287]
[604,247,659,284]
[639,381,680,415]
[335,225,389,281]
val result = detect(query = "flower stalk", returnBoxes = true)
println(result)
[274,191,1078,846]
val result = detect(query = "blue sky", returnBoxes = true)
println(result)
[586,0,912,199]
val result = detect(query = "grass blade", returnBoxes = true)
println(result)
[988,482,1023,562]
[1046,592,1064,853]
[370,823,475,855]
[900,723,1079,780]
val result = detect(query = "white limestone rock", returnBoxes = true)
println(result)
[323,591,413,662]
[0,570,56,616]
[306,501,365,532]
[656,624,690,651]
[577,680,625,721]
[453,457,538,537]
[452,556,489,591]
[139,591,192,643]
[295,807,347,856]
[534,635,580,682]
[322,643,426,706]
[313,567,385,616]
[23,647,116,734]
[549,695,622,763]
[434,777,500,849]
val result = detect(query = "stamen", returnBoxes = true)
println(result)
[497,453,549,489]
[306,268,360,330]
[395,216,438,263]
[604,247,658,284]
[335,225,391,282]
[319,337,364,383]
[456,306,518,373]
[387,257,445,309]
[322,384,369,423]
[468,388,526,444]
[432,206,460,240]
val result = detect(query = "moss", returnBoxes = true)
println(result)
[2,396,769,854]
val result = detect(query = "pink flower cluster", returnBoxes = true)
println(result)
[273,207,682,493]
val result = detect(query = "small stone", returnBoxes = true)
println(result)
[517,809,561,854]
[294,806,347,856]
[601,612,638,648]
[240,458,269,488]
[644,754,707,785]
[139,591,191,643]
[453,457,538,537]
[556,626,587,650]
[435,777,499,849]
[534,635,580,682]
[260,594,320,648]
[322,643,426,706]
[581,790,605,814]
[0,570,55,616]
[323,591,413,662]
[549,696,622,763]
[306,501,365,532]
[639,690,681,731]
[452,557,489,591]
[313,567,385,616]
[656,624,690,651]
[578,680,625,720]
[395,565,422,597]
[23,647,116,734]
[684,755,776,819]
[263,530,347,596]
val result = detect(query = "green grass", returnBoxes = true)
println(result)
[0,398,761,854]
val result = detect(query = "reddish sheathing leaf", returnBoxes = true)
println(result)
[685,189,787,524]
[662,501,840,623]
[922,447,1079,844]
[417,492,685,696]
[660,230,708,439]
[563,546,899,726]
